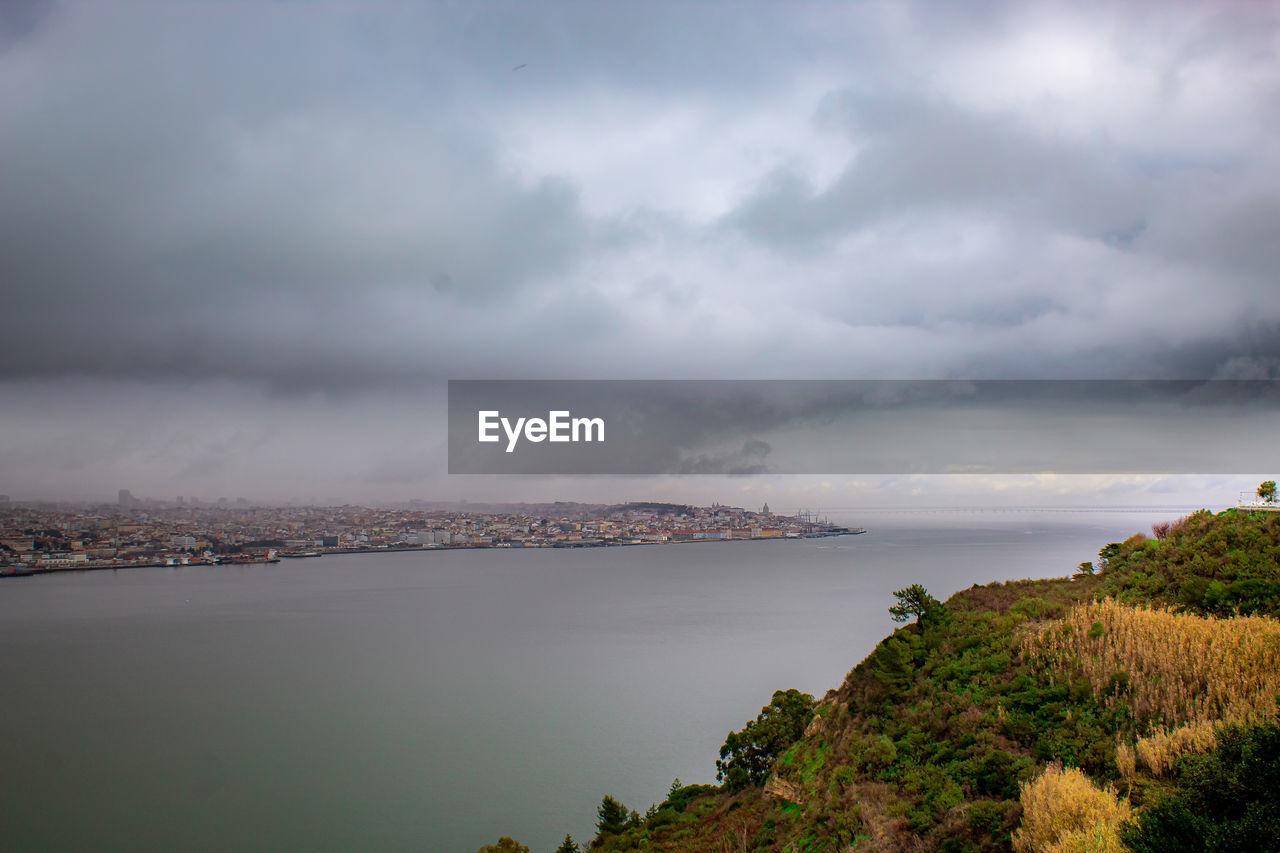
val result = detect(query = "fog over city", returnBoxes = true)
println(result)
[2,1,1278,507]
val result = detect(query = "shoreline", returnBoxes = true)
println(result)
[0,529,865,579]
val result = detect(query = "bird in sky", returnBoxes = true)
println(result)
[512,63,527,71]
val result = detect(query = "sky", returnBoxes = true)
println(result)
[1,0,1278,509]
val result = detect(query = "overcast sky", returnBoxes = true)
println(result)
[2,0,1278,508]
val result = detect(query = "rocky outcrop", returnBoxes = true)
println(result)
[762,775,803,804]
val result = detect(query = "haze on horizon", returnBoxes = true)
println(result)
[1,0,1278,508]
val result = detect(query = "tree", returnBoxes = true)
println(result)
[1097,542,1122,572]
[594,795,629,845]
[872,633,921,690]
[716,688,815,791]
[888,583,945,629]
[1258,480,1277,505]
[476,838,529,853]
[555,834,580,853]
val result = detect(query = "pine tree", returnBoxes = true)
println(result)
[594,795,629,844]
[889,583,945,629]
[554,834,579,853]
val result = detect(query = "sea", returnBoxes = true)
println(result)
[0,508,1195,852]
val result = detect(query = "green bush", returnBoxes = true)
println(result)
[716,689,815,791]
[1122,723,1280,852]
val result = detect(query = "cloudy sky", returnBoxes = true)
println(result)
[2,0,1278,508]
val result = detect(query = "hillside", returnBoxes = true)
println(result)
[480,507,1280,853]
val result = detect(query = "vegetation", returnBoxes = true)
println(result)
[1025,598,1280,729]
[593,795,631,847]
[477,838,531,853]
[1098,508,1280,616]
[533,507,1280,853]
[889,583,947,629]
[1121,723,1280,852]
[1011,764,1130,853]
[716,689,816,792]
[1132,722,1217,777]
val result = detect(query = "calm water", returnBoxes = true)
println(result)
[0,510,1185,852]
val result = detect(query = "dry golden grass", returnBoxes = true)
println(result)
[1133,721,1217,777]
[1011,764,1130,853]
[1025,598,1280,729]
[1114,741,1136,781]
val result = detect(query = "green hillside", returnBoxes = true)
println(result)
[481,506,1280,853]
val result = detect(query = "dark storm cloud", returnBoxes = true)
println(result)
[727,89,1148,249]
[0,2,652,389]
[1,0,861,391]
[0,33,601,388]
[0,0,54,47]
[3,0,1278,392]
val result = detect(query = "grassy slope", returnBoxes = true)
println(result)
[583,509,1280,853]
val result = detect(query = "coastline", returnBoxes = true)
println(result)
[0,528,865,579]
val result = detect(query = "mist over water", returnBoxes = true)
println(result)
[0,510,1186,852]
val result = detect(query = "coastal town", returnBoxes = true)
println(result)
[0,496,862,576]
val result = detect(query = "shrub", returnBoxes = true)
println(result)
[1011,764,1130,853]
[1133,722,1217,777]
[477,839,530,853]
[853,734,898,774]
[1114,742,1135,781]
[1122,723,1280,852]
[716,689,815,791]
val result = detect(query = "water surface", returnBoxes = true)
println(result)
[0,510,1182,851]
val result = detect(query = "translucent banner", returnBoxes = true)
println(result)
[448,380,1280,475]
